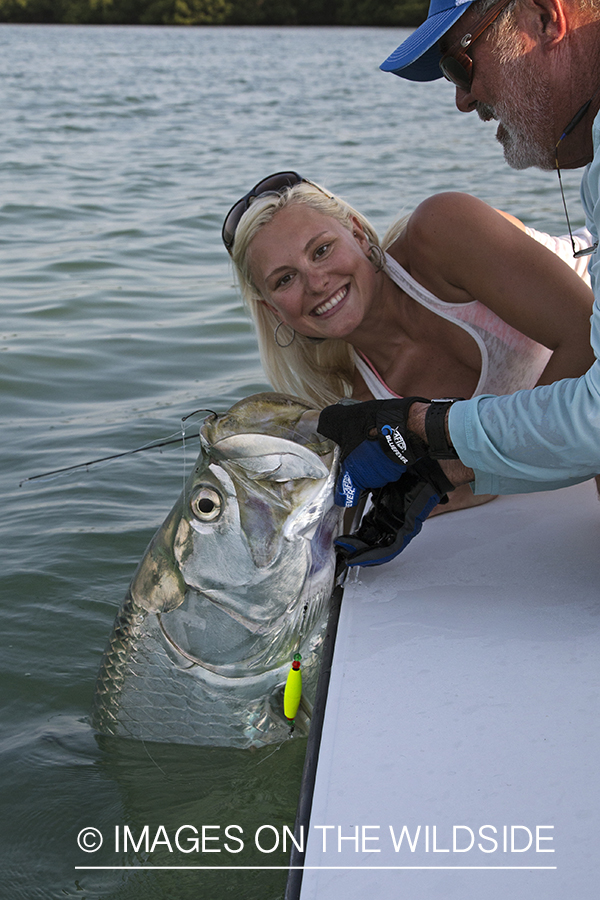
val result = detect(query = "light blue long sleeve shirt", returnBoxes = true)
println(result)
[448,110,600,495]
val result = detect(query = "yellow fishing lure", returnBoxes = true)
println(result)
[283,653,302,721]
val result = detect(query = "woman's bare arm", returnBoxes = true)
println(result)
[396,192,595,384]
[494,208,527,231]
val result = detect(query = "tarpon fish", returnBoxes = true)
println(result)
[92,393,341,748]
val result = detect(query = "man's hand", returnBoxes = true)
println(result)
[318,398,429,507]
[334,458,455,566]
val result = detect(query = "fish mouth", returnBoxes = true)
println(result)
[311,284,348,317]
[157,610,233,675]
[156,583,325,678]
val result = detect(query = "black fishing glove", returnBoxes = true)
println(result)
[317,398,429,507]
[334,457,455,566]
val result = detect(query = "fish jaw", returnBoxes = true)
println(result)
[91,586,328,747]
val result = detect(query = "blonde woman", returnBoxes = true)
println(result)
[223,172,594,518]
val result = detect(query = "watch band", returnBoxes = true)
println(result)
[424,399,461,459]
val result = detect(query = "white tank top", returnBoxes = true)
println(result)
[354,228,591,401]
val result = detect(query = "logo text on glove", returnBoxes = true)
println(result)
[341,472,356,507]
[381,425,409,464]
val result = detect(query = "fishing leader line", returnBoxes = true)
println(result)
[19,432,187,486]
[19,407,220,487]
[180,408,217,507]
[21,398,329,487]
[282,432,349,733]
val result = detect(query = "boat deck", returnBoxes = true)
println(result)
[297,481,600,900]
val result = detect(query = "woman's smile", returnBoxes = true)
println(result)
[311,284,349,317]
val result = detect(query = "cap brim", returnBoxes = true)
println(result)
[380,3,474,81]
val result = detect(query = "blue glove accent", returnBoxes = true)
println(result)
[334,459,455,565]
[337,489,440,566]
[334,439,406,507]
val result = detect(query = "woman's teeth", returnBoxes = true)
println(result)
[313,285,348,316]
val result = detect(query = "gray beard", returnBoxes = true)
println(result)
[496,119,555,172]
[475,56,555,171]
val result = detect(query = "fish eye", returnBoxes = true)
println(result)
[190,487,222,522]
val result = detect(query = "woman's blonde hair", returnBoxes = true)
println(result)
[230,181,409,407]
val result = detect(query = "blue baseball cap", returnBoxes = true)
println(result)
[380,0,475,81]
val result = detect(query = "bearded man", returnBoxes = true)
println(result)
[317,0,600,565]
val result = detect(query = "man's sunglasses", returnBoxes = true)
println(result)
[221,171,306,253]
[439,0,514,93]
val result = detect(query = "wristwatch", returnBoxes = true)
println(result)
[424,399,461,460]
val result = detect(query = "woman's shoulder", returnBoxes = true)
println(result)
[387,194,492,305]
[408,193,503,237]
[388,193,499,263]
[415,191,488,218]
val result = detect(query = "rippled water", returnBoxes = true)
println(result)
[0,23,585,900]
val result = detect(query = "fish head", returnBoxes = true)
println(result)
[130,393,340,626]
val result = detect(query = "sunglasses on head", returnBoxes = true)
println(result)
[221,171,306,253]
[439,0,514,93]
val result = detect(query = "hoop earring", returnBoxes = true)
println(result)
[368,243,385,272]
[274,321,296,348]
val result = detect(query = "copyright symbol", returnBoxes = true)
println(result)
[77,827,103,852]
